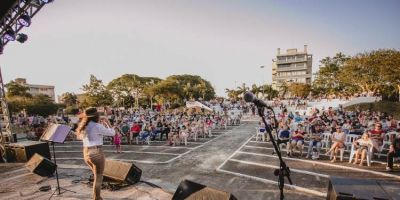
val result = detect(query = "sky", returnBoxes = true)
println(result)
[1,0,399,98]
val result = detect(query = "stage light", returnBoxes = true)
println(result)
[16,34,28,43]
[18,14,31,27]
[3,29,16,41]
[0,41,4,54]
[39,0,54,4]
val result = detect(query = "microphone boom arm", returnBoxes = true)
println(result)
[257,106,292,200]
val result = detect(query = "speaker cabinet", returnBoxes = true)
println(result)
[6,141,50,162]
[103,159,142,184]
[25,153,56,177]
[327,177,390,200]
[172,180,237,200]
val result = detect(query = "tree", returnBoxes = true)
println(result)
[279,82,289,98]
[225,88,239,100]
[288,83,311,98]
[60,92,78,106]
[260,84,278,100]
[107,74,161,108]
[152,75,215,104]
[143,85,157,109]
[25,94,59,117]
[312,53,350,96]
[236,83,249,98]
[197,80,208,100]
[250,84,260,98]
[81,75,113,107]
[5,81,32,98]
[369,49,400,101]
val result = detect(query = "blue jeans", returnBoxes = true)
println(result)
[307,140,321,157]
[139,131,150,141]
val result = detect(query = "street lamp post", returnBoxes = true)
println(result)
[260,66,267,99]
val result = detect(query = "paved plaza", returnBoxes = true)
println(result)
[1,120,399,200]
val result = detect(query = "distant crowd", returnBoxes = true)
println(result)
[256,103,400,171]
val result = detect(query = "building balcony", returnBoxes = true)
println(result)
[276,65,308,72]
[274,74,312,80]
[276,58,307,64]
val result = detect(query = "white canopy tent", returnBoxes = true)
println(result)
[186,101,213,112]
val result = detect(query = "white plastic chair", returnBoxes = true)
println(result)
[330,148,345,162]
[255,127,266,142]
[330,134,359,162]
[348,144,373,166]
[289,140,305,156]
[321,132,332,149]
[378,132,399,158]
[345,134,360,150]
[180,131,188,146]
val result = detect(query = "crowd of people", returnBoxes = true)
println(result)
[8,97,400,172]
[257,104,400,171]
[109,106,242,148]
[10,100,245,148]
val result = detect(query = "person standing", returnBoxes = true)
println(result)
[114,127,122,153]
[387,134,400,172]
[130,122,141,144]
[76,107,115,200]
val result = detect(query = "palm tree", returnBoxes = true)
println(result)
[279,82,289,98]
[251,84,260,98]
[225,88,239,100]
[236,83,249,98]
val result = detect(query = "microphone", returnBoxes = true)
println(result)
[244,92,271,109]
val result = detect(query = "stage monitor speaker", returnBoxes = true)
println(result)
[172,179,237,200]
[103,159,142,184]
[25,153,56,177]
[327,177,390,200]
[5,141,50,162]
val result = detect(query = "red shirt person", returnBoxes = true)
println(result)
[369,123,385,150]
[129,122,141,144]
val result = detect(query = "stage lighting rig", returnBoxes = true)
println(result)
[18,13,31,27]
[0,0,53,53]
[3,29,16,41]
[39,0,54,4]
[16,33,28,43]
[0,40,4,54]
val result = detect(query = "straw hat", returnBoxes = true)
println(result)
[79,107,99,118]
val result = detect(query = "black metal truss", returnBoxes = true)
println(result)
[0,0,46,48]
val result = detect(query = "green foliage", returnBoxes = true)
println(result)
[60,92,78,106]
[5,81,32,98]
[345,101,400,120]
[312,53,350,96]
[107,74,162,108]
[25,95,59,117]
[64,106,80,115]
[313,49,400,101]
[225,88,239,100]
[7,94,59,117]
[259,84,279,100]
[7,96,30,114]
[81,75,113,107]
[152,74,215,104]
[5,81,59,116]
[288,83,311,98]
[225,83,278,100]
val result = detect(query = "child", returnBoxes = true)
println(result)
[114,127,122,153]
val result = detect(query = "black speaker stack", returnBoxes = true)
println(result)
[6,141,50,162]
[172,179,237,200]
[103,159,142,184]
[25,153,56,177]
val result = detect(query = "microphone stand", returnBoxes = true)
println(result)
[257,106,292,200]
